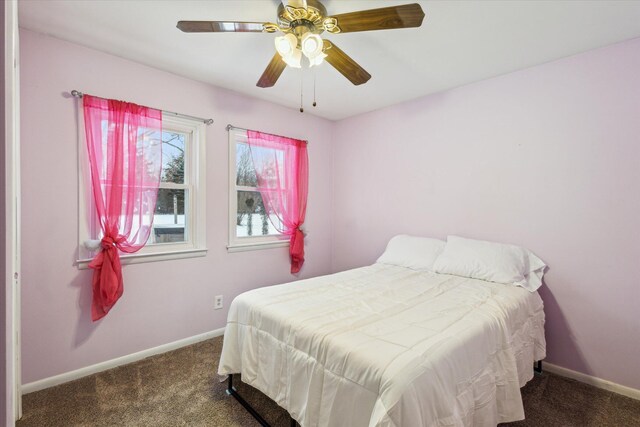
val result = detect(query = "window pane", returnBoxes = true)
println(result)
[153,188,186,243]
[236,142,287,188]
[99,121,163,182]
[162,132,185,184]
[236,190,281,237]
[235,143,257,187]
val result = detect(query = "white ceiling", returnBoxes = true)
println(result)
[19,1,640,121]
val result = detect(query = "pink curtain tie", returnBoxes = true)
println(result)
[100,235,125,250]
[289,227,305,274]
[88,234,125,320]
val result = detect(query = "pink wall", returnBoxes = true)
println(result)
[19,29,334,384]
[332,38,640,390]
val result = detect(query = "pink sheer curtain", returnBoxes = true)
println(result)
[247,130,308,273]
[83,95,162,320]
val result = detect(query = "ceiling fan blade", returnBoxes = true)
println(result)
[323,40,371,86]
[177,21,274,33]
[328,3,425,33]
[257,53,287,88]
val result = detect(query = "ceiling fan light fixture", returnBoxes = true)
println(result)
[308,52,327,67]
[275,33,302,68]
[284,48,302,68]
[275,33,297,56]
[301,33,323,58]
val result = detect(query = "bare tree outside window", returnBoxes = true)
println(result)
[235,143,279,237]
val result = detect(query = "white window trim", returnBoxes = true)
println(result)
[227,128,288,252]
[77,113,207,269]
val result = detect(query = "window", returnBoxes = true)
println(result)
[154,131,188,244]
[228,128,287,251]
[77,114,207,267]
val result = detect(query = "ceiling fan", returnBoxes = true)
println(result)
[177,1,425,88]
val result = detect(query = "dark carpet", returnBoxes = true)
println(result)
[18,336,640,426]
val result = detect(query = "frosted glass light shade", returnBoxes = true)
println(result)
[275,34,297,55]
[283,48,302,68]
[276,38,292,55]
[275,34,302,68]
[301,33,323,58]
[308,52,327,67]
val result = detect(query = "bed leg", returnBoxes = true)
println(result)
[225,374,272,427]
[290,416,297,427]
[534,360,543,375]
[226,374,233,395]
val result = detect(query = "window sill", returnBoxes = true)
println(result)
[227,240,289,253]
[76,248,208,270]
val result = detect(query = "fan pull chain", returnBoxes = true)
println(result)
[313,68,317,107]
[300,67,304,113]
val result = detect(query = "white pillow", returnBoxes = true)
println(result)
[432,236,546,292]
[376,235,446,272]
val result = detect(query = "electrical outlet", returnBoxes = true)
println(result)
[214,295,224,310]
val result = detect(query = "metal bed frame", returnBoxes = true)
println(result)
[534,360,543,375]
[227,374,297,427]
[226,361,544,427]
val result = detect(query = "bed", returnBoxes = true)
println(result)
[218,262,545,426]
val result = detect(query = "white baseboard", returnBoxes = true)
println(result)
[22,327,225,394]
[22,335,640,402]
[544,362,640,401]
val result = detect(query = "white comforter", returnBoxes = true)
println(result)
[218,264,546,427]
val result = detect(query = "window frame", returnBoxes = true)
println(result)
[227,128,288,252]
[77,113,207,268]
